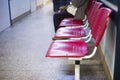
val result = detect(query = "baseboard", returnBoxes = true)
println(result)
[11,10,31,24]
[98,45,112,80]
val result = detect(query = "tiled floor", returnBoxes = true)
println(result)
[0,2,106,80]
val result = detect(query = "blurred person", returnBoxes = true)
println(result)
[52,0,70,12]
[53,0,90,32]
[53,5,74,32]
[59,0,70,6]
[52,0,60,12]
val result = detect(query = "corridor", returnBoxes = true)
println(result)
[0,2,106,80]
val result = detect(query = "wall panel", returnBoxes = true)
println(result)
[0,0,10,32]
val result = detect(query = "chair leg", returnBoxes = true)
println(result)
[75,61,80,80]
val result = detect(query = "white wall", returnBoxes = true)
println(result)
[36,0,43,7]
[10,0,30,20]
[100,19,116,79]
[30,0,44,12]
[0,0,10,32]
[43,0,50,5]
[30,0,37,12]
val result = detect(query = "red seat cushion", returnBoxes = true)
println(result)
[46,40,88,58]
[54,27,86,39]
[59,19,84,26]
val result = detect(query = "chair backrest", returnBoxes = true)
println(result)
[91,7,112,46]
[87,2,103,30]
[86,0,95,16]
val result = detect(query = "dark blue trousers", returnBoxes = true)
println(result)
[52,0,70,12]
[53,11,74,32]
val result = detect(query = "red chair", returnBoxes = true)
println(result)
[53,2,103,40]
[59,0,95,28]
[46,7,112,80]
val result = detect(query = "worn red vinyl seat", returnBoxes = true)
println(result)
[53,2,102,40]
[46,7,112,58]
[59,0,94,27]
[46,40,88,58]
[46,8,112,80]
[53,27,86,39]
[59,18,84,27]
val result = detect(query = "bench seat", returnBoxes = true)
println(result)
[54,27,86,39]
[46,40,88,58]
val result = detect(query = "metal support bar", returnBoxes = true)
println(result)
[75,60,80,80]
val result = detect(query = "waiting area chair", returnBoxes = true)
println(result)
[46,7,112,80]
[53,2,103,40]
[59,0,94,28]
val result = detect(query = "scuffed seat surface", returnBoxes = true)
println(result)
[54,27,86,39]
[46,40,88,58]
[59,19,84,26]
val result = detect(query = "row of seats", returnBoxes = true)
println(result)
[53,1,102,40]
[46,1,112,80]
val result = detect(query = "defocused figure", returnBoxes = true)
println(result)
[59,0,70,6]
[71,0,89,20]
[53,6,74,32]
[52,0,70,12]
[53,0,90,32]
[52,0,60,12]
